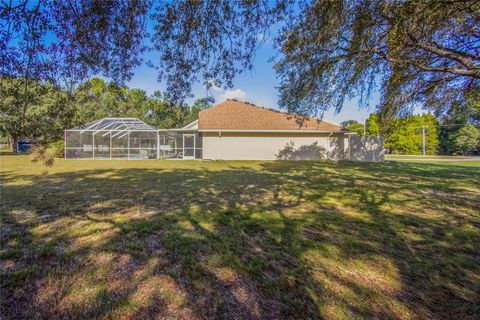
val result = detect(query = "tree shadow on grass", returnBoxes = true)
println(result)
[1,161,479,319]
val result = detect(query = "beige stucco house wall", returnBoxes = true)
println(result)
[202,132,349,160]
[196,100,356,161]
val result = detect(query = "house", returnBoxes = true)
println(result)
[158,100,357,160]
[65,100,385,161]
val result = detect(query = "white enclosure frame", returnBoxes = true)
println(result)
[182,133,196,159]
[157,131,203,159]
[65,118,160,160]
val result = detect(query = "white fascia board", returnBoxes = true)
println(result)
[66,129,158,132]
[158,128,198,132]
[182,120,199,130]
[198,129,352,134]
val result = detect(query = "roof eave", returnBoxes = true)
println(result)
[198,129,352,133]
[158,128,198,132]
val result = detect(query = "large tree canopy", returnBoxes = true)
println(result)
[1,0,150,86]
[275,0,480,119]
[1,0,479,120]
[151,0,289,101]
[0,77,73,149]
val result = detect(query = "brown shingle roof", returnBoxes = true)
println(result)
[198,100,345,131]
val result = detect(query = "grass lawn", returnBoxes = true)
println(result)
[1,154,479,319]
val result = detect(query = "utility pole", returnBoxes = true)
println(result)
[422,126,427,158]
[363,119,366,136]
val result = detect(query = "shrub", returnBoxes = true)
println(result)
[49,140,64,158]
[31,144,56,174]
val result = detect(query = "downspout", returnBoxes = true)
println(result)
[218,131,222,160]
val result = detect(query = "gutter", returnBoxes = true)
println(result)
[157,128,198,132]
[197,129,355,134]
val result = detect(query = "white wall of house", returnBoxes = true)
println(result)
[202,132,349,160]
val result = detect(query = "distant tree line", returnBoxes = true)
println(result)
[0,77,210,152]
[341,95,480,155]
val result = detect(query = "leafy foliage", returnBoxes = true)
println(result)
[449,124,480,155]
[1,0,150,86]
[48,140,65,158]
[340,113,380,136]
[385,114,439,155]
[3,0,478,120]
[151,0,289,101]
[72,78,212,130]
[343,112,441,155]
[1,0,151,151]
[341,120,364,136]
[0,77,74,151]
[438,91,480,154]
[30,144,55,174]
[275,0,480,118]
[0,77,211,151]
[365,114,381,136]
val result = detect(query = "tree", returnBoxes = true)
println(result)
[1,1,151,151]
[0,76,208,151]
[275,0,480,119]
[385,114,439,155]
[449,124,480,155]
[72,78,207,130]
[73,78,150,124]
[439,91,480,154]
[341,113,380,136]
[132,0,480,117]
[341,120,364,136]
[142,91,190,129]
[148,0,479,119]
[151,0,287,102]
[1,0,150,86]
[185,98,213,125]
[0,77,42,151]
[366,114,381,136]
[6,0,477,138]
[5,1,478,127]
[0,77,73,151]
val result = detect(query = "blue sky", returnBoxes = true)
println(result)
[126,26,379,126]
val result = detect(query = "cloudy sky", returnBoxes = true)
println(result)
[126,31,379,126]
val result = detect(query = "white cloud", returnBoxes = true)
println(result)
[221,88,246,101]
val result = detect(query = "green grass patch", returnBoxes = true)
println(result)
[1,153,479,319]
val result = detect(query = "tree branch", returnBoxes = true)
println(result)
[372,48,480,79]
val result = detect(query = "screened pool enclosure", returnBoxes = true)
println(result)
[65,118,203,160]
[65,118,159,159]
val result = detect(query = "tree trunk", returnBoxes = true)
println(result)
[9,136,18,152]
